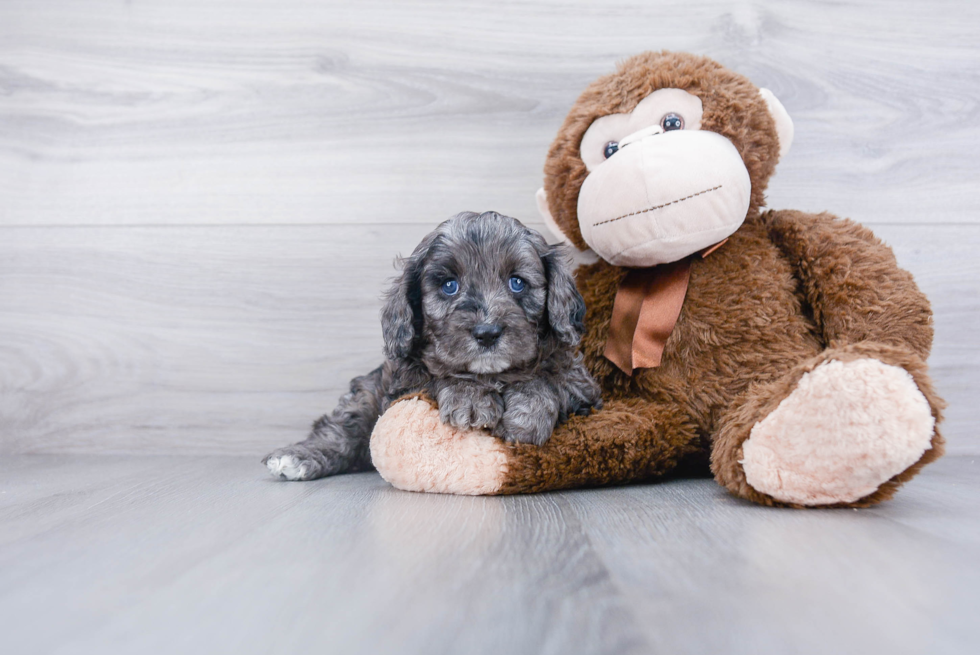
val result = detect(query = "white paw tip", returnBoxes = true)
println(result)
[266,455,308,481]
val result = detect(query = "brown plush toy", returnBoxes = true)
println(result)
[369,51,945,507]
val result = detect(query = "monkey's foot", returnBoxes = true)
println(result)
[373,395,697,496]
[741,358,936,505]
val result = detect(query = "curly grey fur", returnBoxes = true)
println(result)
[263,211,602,480]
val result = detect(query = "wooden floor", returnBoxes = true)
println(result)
[1,455,978,655]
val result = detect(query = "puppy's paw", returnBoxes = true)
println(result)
[262,446,324,481]
[495,418,553,446]
[437,384,504,432]
[495,384,560,445]
[265,454,309,480]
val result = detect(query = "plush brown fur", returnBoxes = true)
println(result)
[491,51,945,505]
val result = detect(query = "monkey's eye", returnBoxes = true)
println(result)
[441,279,459,296]
[508,276,526,293]
[661,113,684,131]
[603,141,619,159]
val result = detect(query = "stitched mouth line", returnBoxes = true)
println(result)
[593,185,723,227]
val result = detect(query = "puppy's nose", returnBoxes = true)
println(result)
[472,323,503,348]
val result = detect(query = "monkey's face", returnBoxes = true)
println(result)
[538,52,793,267]
[575,88,751,267]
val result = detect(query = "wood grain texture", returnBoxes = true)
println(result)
[0,223,427,454]
[0,454,977,654]
[0,0,977,226]
[0,1,977,456]
[0,223,976,455]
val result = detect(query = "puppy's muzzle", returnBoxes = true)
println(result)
[472,323,503,348]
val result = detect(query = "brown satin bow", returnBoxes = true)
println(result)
[603,240,726,375]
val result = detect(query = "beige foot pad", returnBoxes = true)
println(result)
[370,397,509,495]
[741,358,936,505]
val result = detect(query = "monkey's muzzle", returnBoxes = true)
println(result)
[577,129,751,267]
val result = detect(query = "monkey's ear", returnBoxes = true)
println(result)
[543,246,586,346]
[381,238,431,360]
[536,187,600,266]
[536,187,573,246]
[759,88,794,160]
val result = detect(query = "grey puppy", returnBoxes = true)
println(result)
[264,211,602,481]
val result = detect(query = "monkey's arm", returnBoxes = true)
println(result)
[762,209,934,358]
[370,395,701,495]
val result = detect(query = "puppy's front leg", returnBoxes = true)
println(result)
[263,365,385,481]
[496,379,561,446]
[433,379,504,432]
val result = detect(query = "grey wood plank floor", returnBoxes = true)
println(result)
[1,455,977,655]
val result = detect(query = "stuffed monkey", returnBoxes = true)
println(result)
[370,51,945,507]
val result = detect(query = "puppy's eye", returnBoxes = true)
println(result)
[508,276,526,293]
[441,279,459,296]
[603,141,619,159]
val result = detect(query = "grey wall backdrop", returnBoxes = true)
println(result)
[1,0,977,456]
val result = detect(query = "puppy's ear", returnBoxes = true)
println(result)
[381,234,434,360]
[543,245,586,346]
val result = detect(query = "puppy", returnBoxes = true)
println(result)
[264,211,602,481]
